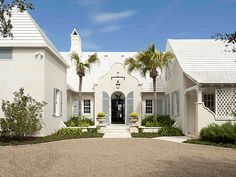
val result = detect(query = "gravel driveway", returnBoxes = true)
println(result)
[0,139,236,177]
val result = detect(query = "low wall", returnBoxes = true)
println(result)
[139,126,161,133]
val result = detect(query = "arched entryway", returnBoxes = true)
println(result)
[111,91,125,124]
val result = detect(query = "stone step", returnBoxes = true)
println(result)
[105,129,130,133]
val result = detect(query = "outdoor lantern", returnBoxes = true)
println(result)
[116,80,121,89]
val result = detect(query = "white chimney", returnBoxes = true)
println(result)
[70,29,82,54]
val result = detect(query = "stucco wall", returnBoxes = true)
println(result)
[0,47,45,124]
[163,43,186,131]
[94,63,142,125]
[43,50,67,136]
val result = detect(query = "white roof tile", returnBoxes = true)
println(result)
[60,52,165,92]
[167,39,236,84]
[0,8,69,67]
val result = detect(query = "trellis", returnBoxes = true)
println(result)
[216,88,236,120]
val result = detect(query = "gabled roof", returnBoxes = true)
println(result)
[167,39,236,84]
[0,8,69,67]
[60,52,165,92]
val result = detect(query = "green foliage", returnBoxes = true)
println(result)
[131,132,160,138]
[0,88,46,137]
[130,112,138,117]
[54,128,82,136]
[65,116,94,127]
[97,112,105,118]
[141,115,175,127]
[158,126,183,136]
[0,0,34,37]
[200,123,236,144]
[185,139,236,149]
[213,32,236,52]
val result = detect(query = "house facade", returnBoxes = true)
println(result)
[0,9,68,136]
[0,9,235,137]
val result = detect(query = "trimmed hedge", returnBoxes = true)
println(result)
[141,115,175,127]
[200,123,236,144]
[158,126,183,136]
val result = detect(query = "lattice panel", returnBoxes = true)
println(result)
[216,88,236,120]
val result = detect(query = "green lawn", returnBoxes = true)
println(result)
[0,132,104,146]
[131,132,160,138]
[184,139,236,149]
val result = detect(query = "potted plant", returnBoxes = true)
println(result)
[97,112,105,125]
[130,112,138,124]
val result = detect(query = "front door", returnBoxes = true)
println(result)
[111,92,125,124]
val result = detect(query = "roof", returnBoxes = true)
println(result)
[0,8,69,67]
[167,39,236,84]
[60,52,165,92]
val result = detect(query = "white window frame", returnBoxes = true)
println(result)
[53,88,63,117]
[145,99,153,114]
[172,91,180,116]
[83,99,91,114]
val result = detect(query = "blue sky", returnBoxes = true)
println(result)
[30,0,236,52]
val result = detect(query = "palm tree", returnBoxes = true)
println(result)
[125,43,175,115]
[71,52,99,116]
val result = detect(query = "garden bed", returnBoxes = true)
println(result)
[0,132,104,146]
[66,126,97,133]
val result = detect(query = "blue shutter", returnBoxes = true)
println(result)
[127,92,134,124]
[53,88,57,115]
[171,92,174,115]
[176,90,180,114]
[73,100,79,115]
[60,91,63,115]
[157,99,163,115]
[168,94,170,115]
[102,92,110,124]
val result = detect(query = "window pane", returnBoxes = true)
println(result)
[0,48,12,59]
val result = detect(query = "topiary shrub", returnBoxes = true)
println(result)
[200,123,236,144]
[0,88,46,138]
[158,126,183,136]
[54,128,82,136]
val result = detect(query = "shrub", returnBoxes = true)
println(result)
[64,116,94,127]
[141,115,175,127]
[0,88,46,137]
[130,112,138,117]
[54,128,82,136]
[97,112,105,117]
[158,126,183,136]
[200,123,236,144]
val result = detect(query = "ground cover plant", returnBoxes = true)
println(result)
[65,116,94,127]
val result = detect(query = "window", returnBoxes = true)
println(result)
[146,100,153,114]
[83,100,91,114]
[203,94,215,113]
[0,48,12,60]
[165,63,170,81]
[171,90,180,116]
[53,88,62,117]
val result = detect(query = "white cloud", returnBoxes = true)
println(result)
[83,40,100,50]
[73,0,104,6]
[93,10,136,24]
[99,25,122,33]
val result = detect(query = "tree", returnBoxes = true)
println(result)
[0,88,46,137]
[213,32,236,52]
[71,52,99,116]
[125,43,175,115]
[0,0,34,38]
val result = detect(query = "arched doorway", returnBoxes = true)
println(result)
[111,92,125,124]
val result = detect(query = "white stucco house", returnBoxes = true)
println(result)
[0,9,235,136]
[0,9,69,136]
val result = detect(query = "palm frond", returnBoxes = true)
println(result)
[87,53,99,64]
